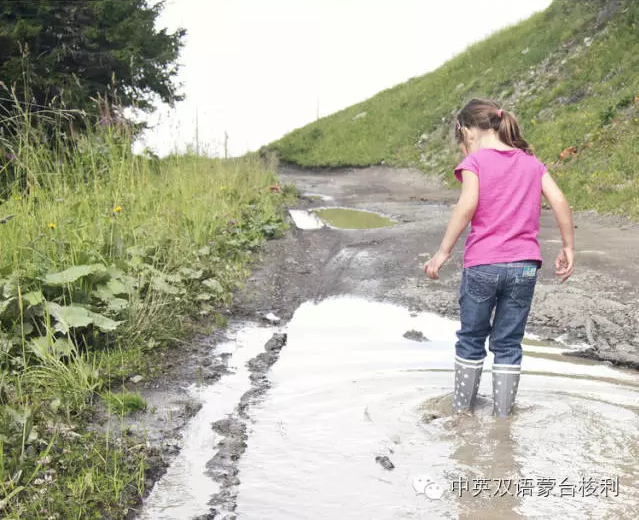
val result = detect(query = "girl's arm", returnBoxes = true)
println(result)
[541,171,575,282]
[425,170,479,279]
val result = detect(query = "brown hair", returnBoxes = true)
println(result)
[454,98,533,155]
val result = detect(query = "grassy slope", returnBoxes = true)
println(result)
[269,0,639,217]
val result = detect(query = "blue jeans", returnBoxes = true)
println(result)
[455,261,538,366]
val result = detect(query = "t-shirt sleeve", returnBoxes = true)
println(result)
[454,155,480,183]
[538,159,548,178]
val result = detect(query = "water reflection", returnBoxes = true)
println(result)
[449,417,523,520]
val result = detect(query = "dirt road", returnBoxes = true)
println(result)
[235,164,639,369]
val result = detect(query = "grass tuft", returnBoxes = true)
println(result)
[105,390,147,415]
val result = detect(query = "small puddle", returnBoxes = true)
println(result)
[288,207,396,230]
[141,297,639,520]
[314,208,395,229]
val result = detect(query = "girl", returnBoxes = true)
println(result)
[425,98,574,417]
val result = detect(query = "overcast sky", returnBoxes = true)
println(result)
[136,0,552,157]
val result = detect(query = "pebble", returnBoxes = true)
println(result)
[375,455,395,470]
[403,330,429,342]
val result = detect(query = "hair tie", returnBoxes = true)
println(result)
[455,120,461,131]
[497,109,504,118]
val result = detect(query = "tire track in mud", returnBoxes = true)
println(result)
[197,333,288,520]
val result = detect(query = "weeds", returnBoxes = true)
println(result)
[104,391,147,416]
[0,89,293,517]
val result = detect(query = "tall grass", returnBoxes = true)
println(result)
[0,92,293,517]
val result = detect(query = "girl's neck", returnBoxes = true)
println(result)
[474,131,515,152]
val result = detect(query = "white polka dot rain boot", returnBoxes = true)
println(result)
[492,364,521,417]
[452,356,484,414]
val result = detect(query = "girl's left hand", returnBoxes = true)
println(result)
[424,251,451,280]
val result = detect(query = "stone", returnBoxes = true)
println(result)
[375,455,395,470]
[265,333,287,352]
[403,329,429,342]
[130,375,143,384]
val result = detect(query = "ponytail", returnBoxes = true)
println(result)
[498,110,534,155]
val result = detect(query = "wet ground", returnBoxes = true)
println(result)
[136,164,639,519]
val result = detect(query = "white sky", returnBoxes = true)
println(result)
[136,0,552,157]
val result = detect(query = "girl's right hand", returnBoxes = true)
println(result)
[555,247,574,282]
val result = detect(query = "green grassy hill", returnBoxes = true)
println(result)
[268,0,639,217]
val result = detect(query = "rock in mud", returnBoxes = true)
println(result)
[375,455,395,470]
[247,333,288,376]
[265,333,287,351]
[403,329,429,342]
[130,374,143,384]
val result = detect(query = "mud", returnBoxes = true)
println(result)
[137,163,639,519]
[234,164,639,369]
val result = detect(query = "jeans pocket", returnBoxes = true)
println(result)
[464,268,499,303]
[511,276,537,307]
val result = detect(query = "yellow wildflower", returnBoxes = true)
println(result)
[113,206,123,213]
[48,222,56,229]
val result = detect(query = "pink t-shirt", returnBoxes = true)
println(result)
[454,148,546,268]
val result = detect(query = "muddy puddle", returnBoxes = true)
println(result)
[139,326,278,519]
[141,297,639,520]
[289,207,396,230]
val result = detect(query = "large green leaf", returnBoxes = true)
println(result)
[42,264,106,286]
[107,277,134,295]
[92,286,114,301]
[30,336,75,360]
[91,285,130,313]
[166,273,183,284]
[180,267,204,280]
[23,291,44,307]
[45,302,121,333]
[14,320,34,336]
[88,311,121,332]
[150,275,181,295]
[46,302,93,334]
[202,278,224,294]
